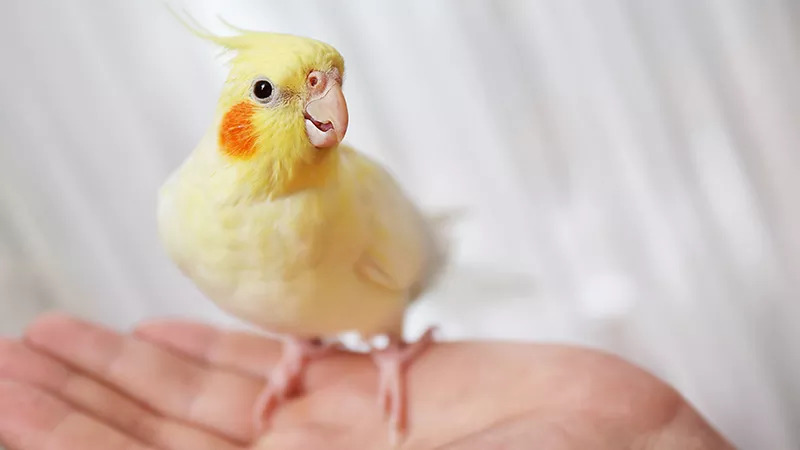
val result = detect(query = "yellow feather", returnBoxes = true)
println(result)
[158,24,439,339]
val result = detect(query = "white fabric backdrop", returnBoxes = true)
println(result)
[1,1,798,448]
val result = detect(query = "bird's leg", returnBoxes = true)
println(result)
[370,327,436,444]
[253,336,333,432]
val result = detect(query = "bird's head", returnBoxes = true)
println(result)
[188,24,349,195]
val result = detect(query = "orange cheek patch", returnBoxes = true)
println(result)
[219,101,258,159]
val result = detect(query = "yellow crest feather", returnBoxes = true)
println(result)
[165,5,249,50]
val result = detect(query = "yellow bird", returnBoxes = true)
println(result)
[157,22,444,441]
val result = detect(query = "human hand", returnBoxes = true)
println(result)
[0,314,732,449]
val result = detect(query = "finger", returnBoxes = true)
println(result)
[134,320,280,379]
[0,380,153,450]
[24,314,261,443]
[135,320,386,430]
[0,338,241,450]
[134,320,357,384]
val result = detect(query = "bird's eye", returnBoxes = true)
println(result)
[251,78,274,103]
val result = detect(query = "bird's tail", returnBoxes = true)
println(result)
[411,207,474,301]
[411,207,536,306]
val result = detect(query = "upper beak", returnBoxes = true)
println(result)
[304,70,348,148]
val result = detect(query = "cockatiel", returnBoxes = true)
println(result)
[157,21,443,442]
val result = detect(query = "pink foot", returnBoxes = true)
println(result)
[253,337,333,433]
[371,327,436,444]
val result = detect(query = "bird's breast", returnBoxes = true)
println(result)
[158,172,405,337]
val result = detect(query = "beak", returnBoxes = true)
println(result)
[304,70,349,148]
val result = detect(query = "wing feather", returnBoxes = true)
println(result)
[347,152,435,296]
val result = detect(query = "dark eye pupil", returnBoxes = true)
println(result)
[253,80,273,100]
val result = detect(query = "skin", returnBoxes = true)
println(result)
[0,314,734,450]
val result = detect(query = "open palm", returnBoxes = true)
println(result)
[0,314,732,449]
